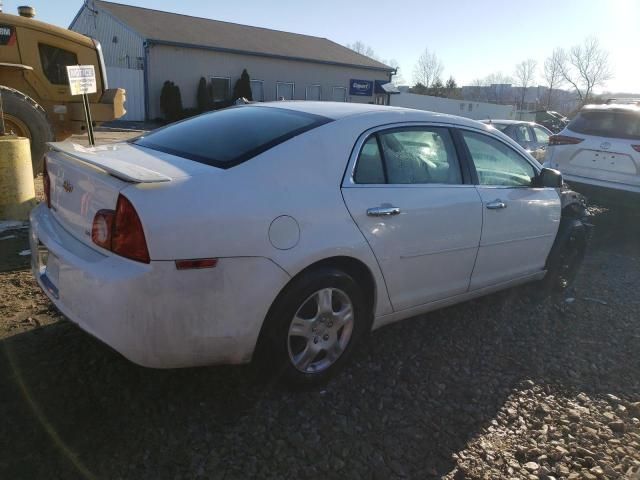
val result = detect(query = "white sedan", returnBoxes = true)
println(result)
[30,102,588,385]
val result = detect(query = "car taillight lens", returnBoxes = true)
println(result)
[632,145,640,153]
[43,157,51,208]
[91,210,114,249]
[91,194,150,263]
[548,134,584,146]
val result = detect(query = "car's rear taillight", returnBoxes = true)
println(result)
[91,194,150,263]
[548,134,584,146]
[43,157,51,208]
[632,145,640,153]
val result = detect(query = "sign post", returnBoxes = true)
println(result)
[66,65,97,146]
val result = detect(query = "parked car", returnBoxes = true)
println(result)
[531,110,570,134]
[482,120,552,162]
[543,103,640,207]
[30,103,588,386]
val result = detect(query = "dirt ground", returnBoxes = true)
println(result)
[1,133,639,479]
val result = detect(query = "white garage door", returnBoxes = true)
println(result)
[106,67,145,121]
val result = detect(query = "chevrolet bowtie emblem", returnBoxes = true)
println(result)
[63,180,74,193]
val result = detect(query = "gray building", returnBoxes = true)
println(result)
[70,1,395,120]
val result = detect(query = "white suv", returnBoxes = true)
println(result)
[543,103,640,206]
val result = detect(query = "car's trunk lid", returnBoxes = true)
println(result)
[563,135,640,187]
[45,141,207,248]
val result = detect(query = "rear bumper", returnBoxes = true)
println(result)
[561,174,640,207]
[29,204,290,368]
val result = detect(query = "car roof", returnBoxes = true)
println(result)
[251,101,488,128]
[581,103,640,114]
[481,119,535,126]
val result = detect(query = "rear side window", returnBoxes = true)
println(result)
[133,106,332,168]
[568,110,640,140]
[39,44,78,85]
[354,127,462,185]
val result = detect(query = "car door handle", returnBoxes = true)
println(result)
[486,200,507,210]
[367,206,401,217]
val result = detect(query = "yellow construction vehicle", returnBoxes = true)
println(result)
[0,6,125,175]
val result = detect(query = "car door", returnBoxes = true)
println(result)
[341,125,483,312]
[458,129,561,290]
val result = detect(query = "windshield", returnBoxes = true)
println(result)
[567,110,640,140]
[132,106,332,168]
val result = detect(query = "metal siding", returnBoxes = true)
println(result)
[71,3,144,69]
[106,67,145,120]
[147,45,390,119]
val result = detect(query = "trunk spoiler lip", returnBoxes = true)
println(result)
[46,141,172,184]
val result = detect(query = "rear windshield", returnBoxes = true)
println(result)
[491,123,510,132]
[567,110,640,140]
[132,106,332,168]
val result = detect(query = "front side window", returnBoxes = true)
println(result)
[210,77,230,102]
[132,106,331,168]
[354,127,462,185]
[533,126,550,144]
[461,130,536,187]
[38,44,78,85]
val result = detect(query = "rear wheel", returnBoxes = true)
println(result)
[255,267,370,387]
[1,87,53,176]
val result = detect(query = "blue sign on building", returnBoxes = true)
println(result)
[349,79,373,96]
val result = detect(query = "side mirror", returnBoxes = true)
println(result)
[536,167,563,188]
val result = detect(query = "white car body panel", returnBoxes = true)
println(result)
[470,187,560,289]
[30,204,291,367]
[544,107,640,196]
[30,102,564,368]
[342,185,482,310]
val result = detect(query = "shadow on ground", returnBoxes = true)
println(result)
[1,207,639,479]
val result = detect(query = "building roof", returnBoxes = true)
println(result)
[92,1,393,72]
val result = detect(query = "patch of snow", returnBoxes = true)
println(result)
[18,249,31,256]
[0,220,28,233]
[0,235,17,241]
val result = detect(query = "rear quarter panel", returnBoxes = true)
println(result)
[123,116,405,317]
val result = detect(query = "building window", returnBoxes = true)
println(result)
[38,43,78,85]
[460,103,465,111]
[250,80,264,101]
[276,82,294,100]
[468,103,473,112]
[332,86,347,102]
[136,57,144,70]
[210,77,230,102]
[305,84,321,101]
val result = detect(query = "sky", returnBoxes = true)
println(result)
[4,0,638,93]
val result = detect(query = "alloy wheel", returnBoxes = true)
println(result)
[287,287,354,373]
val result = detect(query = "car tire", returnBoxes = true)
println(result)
[255,266,371,388]
[1,87,54,176]
[542,217,588,294]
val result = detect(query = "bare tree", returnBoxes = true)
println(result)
[558,37,612,105]
[467,78,488,102]
[413,48,444,88]
[346,41,377,60]
[543,48,565,109]
[385,58,404,85]
[514,59,537,115]
[484,72,513,103]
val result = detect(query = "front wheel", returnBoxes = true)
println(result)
[542,218,588,293]
[255,267,371,387]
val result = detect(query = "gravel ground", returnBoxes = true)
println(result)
[1,148,639,478]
